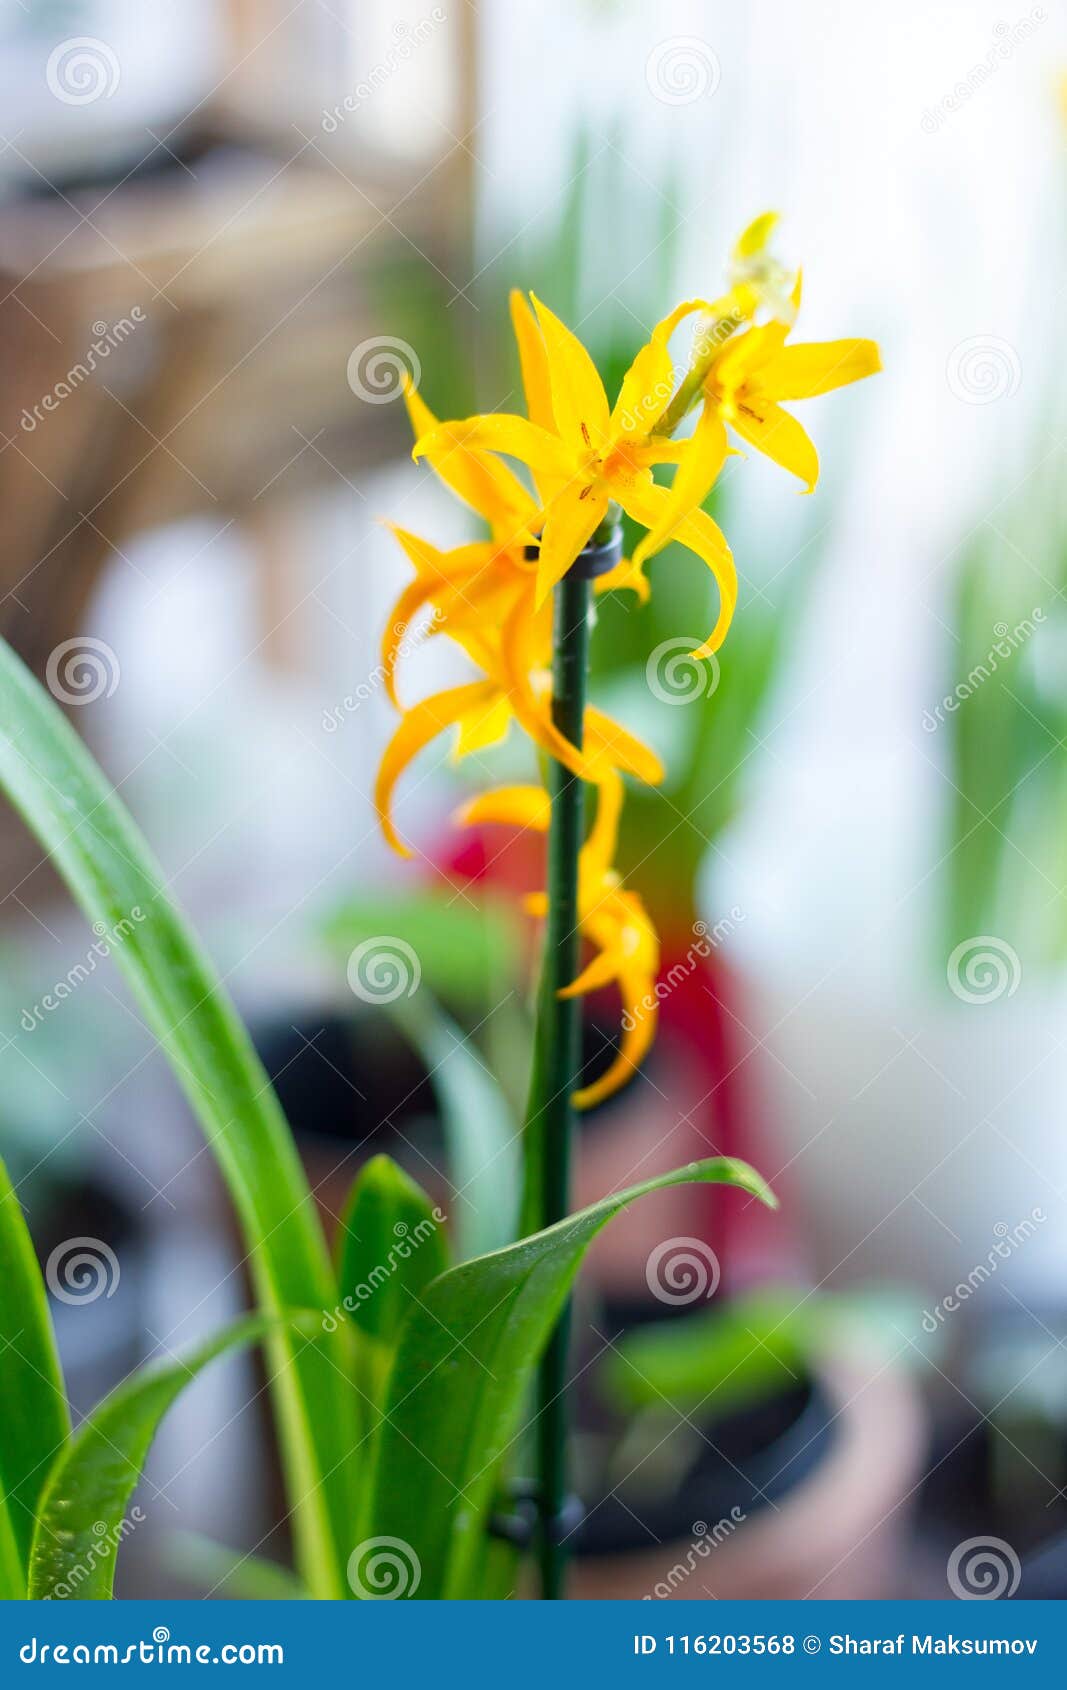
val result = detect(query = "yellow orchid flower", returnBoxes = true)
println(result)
[458,772,660,1108]
[630,276,881,579]
[412,295,737,651]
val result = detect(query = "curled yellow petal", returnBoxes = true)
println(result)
[631,401,729,566]
[375,679,499,857]
[729,395,819,493]
[404,382,536,536]
[455,784,551,832]
[510,290,555,433]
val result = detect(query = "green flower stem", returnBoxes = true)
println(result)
[525,561,591,1600]
[653,307,741,437]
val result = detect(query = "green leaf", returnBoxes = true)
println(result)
[0,1153,69,1590]
[322,891,521,1015]
[390,995,520,1258]
[336,1155,449,1365]
[166,1532,308,1600]
[362,1156,775,1598]
[28,1317,272,1600]
[0,637,353,1597]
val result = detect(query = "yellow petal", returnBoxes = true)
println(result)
[415,416,575,488]
[403,383,535,536]
[454,692,514,758]
[584,705,665,786]
[573,975,658,1110]
[374,680,499,857]
[509,290,555,432]
[631,401,729,566]
[620,478,737,654]
[535,481,609,606]
[531,294,611,449]
[583,768,624,870]
[754,337,882,400]
[455,784,551,832]
[611,334,675,439]
[729,395,819,492]
[732,210,779,262]
[593,553,650,604]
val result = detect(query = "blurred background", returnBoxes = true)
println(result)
[3,0,1067,1601]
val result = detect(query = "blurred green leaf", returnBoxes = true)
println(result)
[322,890,521,1016]
[390,994,520,1257]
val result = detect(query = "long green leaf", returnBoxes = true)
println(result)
[28,1317,270,1599]
[0,1154,69,1590]
[362,1156,775,1598]
[0,637,352,1597]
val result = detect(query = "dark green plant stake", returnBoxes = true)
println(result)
[527,519,620,1598]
